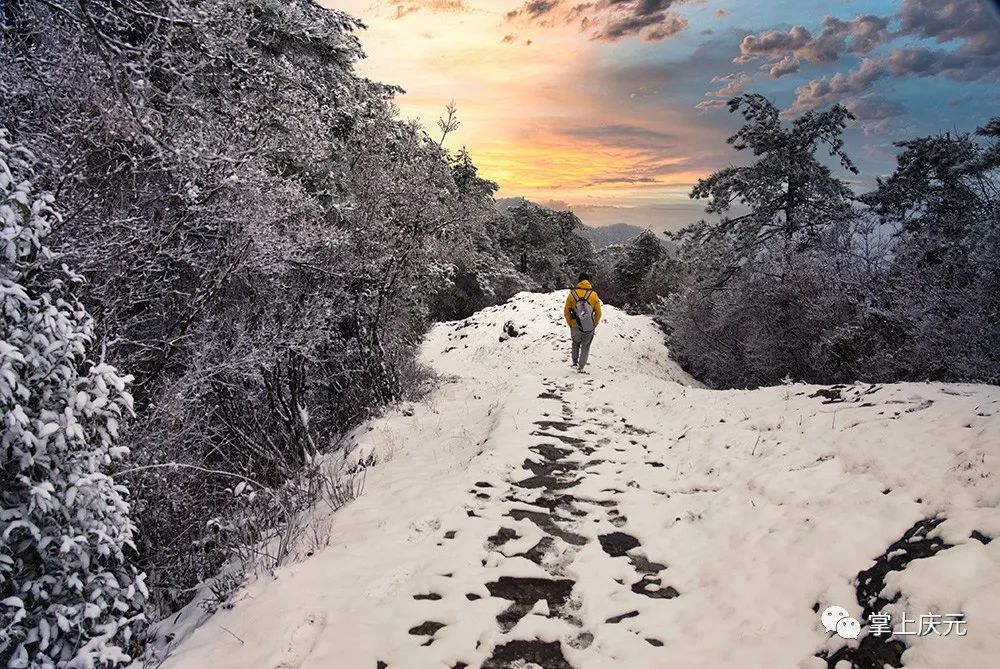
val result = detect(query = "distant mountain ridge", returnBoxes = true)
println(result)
[576,222,647,249]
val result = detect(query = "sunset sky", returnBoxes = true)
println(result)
[331,0,1000,230]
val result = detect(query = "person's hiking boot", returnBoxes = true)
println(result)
[576,367,588,374]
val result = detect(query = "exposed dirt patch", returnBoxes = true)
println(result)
[631,575,679,599]
[629,553,666,575]
[514,473,581,491]
[482,639,573,669]
[605,610,640,624]
[598,531,641,557]
[507,508,588,546]
[530,443,573,461]
[517,536,557,565]
[532,430,588,446]
[487,527,519,549]
[506,492,578,512]
[523,458,579,478]
[412,593,442,601]
[534,420,578,432]
[971,530,992,544]
[408,621,445,636]
[485,576,575,631]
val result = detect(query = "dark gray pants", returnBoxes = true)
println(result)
[571,326,595,370]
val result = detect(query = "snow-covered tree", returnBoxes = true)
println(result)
[2,0,551,614]
[663,95,863,385]
[688,93,857,261]
[860,120,1000,382]
[423,149,531,321]
[494,200,598,290]
[607,230,672,310]
[663,100,999,387]
[0,132,145,668]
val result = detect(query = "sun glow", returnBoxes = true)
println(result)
[332,0,706,209]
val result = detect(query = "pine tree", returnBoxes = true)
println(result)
[611,230,669,308]
[1,131,146,668]
[688,93,857,264]
[497,201,598,290]
[861,120,1000,381]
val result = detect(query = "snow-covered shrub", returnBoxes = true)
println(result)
[0,132,146,668]
[662,96,999,387]
[659,221,886,388]
[0,0,568,621]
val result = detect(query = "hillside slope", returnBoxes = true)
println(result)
[159,291,1000,669]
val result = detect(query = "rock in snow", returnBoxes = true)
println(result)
[157,291,1000,669]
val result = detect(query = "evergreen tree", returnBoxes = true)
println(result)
[688,93,857,267]
[1,132,145,668]
[861,120,1000,381]
[610,230,669,308]
[496,201,598,290]
[665,94,865,386]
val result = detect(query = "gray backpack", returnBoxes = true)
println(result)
[572,289,596,333]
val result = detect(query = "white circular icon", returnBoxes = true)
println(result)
[836,616,861,640]
[821,605,850,632]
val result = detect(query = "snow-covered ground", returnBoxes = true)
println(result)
[156,291,1000,668]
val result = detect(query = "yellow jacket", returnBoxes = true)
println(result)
[564,280,602,327]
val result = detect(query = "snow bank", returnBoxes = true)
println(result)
[157,291,1000,669]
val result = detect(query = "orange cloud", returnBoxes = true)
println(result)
[388,0,469,19]
[471,121,705,206]
[331,0,722,208]
[512,0,692,42]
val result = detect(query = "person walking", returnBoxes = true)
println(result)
[564,273,602,373]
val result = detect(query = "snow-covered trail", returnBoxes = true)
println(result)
[159,292,1000,669]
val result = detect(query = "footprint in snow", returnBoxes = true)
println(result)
[271,612,326,669]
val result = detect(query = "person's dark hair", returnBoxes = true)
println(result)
[578,272,591,282]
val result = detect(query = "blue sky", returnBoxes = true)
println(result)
[333,0,1000,230]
